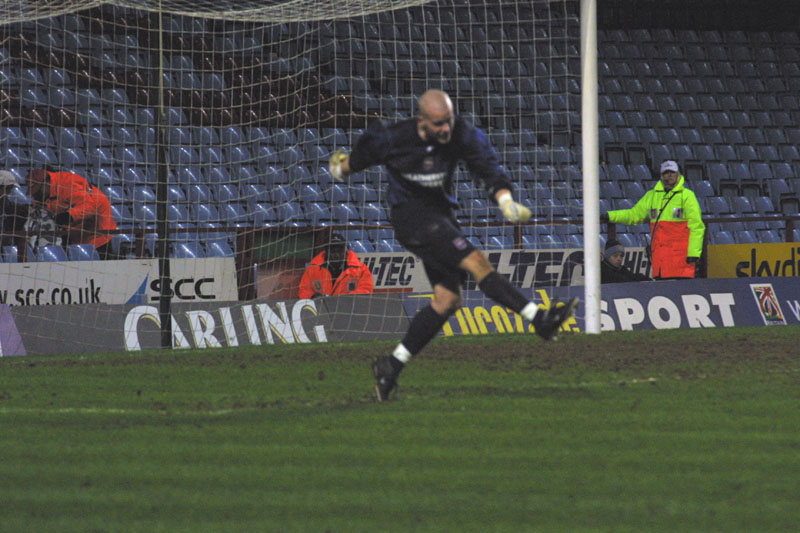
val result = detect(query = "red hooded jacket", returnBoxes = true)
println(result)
[44,171,117,249]
[298,250,374,299]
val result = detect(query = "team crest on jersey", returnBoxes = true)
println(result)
[423,157,435,171]
[750,283,786,325]
[452,236,468,250]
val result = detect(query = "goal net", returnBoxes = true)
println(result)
[0,0,583,353]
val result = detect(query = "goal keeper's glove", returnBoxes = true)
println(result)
[329,149,349,182]
[497,192,531,223]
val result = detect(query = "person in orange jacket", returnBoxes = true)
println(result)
[298,233,374,299]
[26,168,118,259]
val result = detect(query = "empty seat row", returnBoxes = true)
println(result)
[1,125,352,150]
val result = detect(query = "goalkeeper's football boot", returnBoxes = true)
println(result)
[372,355,398,402]
[532,297,579,341]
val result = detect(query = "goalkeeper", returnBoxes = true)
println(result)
[329,89,577,402]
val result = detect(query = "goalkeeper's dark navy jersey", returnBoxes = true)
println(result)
[348,116,512,209]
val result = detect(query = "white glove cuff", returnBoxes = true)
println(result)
[330,163,343,181]
[497,191,513,206]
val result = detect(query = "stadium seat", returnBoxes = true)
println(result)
[167,204,190,223]
[730,197,756,215]
[600,181,623,199]
[133,203,157,226]
[349,240,374,254]
[692,180,714,199]
[750,163,773,182]
[187,184,212,204]
[31,147,58,166]
[753,196,776,214]
[67,244,100,261]
[131,185,156,203]
[206,241,234,258]
[332,203,362,224]
[54,145,84,168]
[216,183,240,203]
[101,185,126,204]
[622,182,646,198]
[362,202,387,224]
[2,245,20,263]
[305,202,332,225]
[240,184,269,207]
[221,203,249,225]
[250,203,278,225]
[191,204,221,223]
[123,167,151,186]
[110,203,133,225]
[605,164,630,181]
[710,230,735,246]
[270,184,296,205]
[36,245,68,262]
[728,162,750,182]
[705,196,730,216]
[276,202,304,224]
[172,242,205,259]
[299,184,326,204]
[736,230,758,244]
[757,230,782,243]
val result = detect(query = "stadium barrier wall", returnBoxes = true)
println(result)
[708,243,800,279]
[402,277,799,337]
[258,247,650,298]
[0,258,238,306]
[1,294,409,356]
[2,277,798,357]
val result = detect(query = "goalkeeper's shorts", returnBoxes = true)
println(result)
[390,201,473,293]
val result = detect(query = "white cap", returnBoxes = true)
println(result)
[0,170,19,187]
[660,160,679,174]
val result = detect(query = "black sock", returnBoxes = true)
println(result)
[478,271,529,314]
[401,305,452,355]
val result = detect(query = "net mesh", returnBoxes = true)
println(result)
[0,0,582,348]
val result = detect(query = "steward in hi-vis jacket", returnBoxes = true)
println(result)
[602,160,705,279]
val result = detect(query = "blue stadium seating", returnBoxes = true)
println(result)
[332,203,361,224]
[1,9,796,255]
[250,203,278,225]
[277,202,304,224]
[737,230,758,244]
[172,242,204,259]
[67,244,100,261]
[37,245,68,262]
[305,202,331,225]
[221,203,248,225]
[191,204,221,223]
[705,196,731,216]
[2,245,20,263]
[206,241,234,258]
[110,204,133,225]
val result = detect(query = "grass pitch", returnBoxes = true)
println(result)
[1,326,799,532]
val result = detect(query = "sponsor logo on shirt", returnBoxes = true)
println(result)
[402,171,446,187]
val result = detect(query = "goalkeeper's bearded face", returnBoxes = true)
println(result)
[419,109,455,144]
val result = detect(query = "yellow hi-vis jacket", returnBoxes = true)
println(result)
[608,175,705,278]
